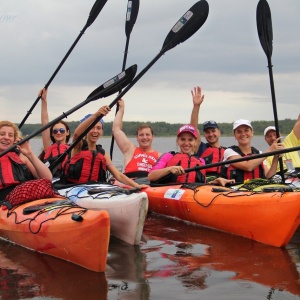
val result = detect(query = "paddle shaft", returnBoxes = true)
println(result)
[51,1,210,170]
[4,97,94,158]
[110,36,131,160]
[110,0,140,159]
[50,1,210,171]
[266,55,285,178]
[18,29,87,129]
[1,64,137,158]
[18,0,108,129]
[184,145,300,173]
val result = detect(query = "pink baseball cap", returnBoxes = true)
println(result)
[177,124,198,138]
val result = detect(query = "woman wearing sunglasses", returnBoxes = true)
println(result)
[39,88,71,177]
[63,106,147,189]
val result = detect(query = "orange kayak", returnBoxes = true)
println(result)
[0,198,110,272]
[144,183,300,247]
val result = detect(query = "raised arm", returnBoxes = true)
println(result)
[112,99,135,156]
[71,105,110,156]
[40,88,51,150]
[190,86,204,153]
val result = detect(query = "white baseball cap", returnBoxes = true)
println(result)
[264,126,276,136]
[233,119,253,131]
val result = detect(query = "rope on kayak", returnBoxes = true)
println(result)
[64,185,140,201]
[191,177,300,207]
[5,202,87,234]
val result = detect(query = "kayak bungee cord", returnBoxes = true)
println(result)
[4,202,86,234]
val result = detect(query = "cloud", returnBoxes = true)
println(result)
[1,0,300,125]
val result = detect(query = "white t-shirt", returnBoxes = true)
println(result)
[223,148,266,167]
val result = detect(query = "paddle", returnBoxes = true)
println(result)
[49,0,210,173]
[18,0,108,129]
[113,0,209,110]
[184,145,300,173]
[110,0,140,160]
[0,65,137,158]
[256,0,285,181]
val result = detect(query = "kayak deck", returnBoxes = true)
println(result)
[0,198,110,272]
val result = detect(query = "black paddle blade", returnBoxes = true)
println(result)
[125,0,140,37]
[86,64,137,101]
[86,0,108,27]
[162,0,209,53]
[256,0,273,57]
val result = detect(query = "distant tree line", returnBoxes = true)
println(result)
[18,118,297,138]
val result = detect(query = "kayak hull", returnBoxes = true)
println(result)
[145,184,300,247]
[0,198,110,272]
[57,184,148,245]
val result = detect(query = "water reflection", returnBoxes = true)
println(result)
[106,238,150,299]
[0,213,300,299]
[142,213,300,298]
[0,240,108,300]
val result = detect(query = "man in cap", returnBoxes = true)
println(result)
[190,86,226,178]
[264,114,300,173]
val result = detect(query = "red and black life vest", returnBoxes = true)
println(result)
[64,143,107,184]
[43,143,70,176]
[164,152,206,184]
[124,147,160,175]
[221,145,265,182]
[0,151,33,190]
[200,144,226,177]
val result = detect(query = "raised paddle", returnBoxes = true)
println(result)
[49,0,210,173]
[110,0,140,160]
[0,65,137,158]
[113,0,209,108]
[256,0,285,181]
[18,0,108,129]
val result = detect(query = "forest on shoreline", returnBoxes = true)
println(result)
[18,118,297,137]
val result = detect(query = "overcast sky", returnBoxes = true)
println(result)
[1,0,300,127]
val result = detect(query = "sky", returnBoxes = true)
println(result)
[1,0,300,126]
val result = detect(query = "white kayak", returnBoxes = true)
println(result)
[57,183,148,245]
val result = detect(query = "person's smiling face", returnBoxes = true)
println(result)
[0,126,15,152]
[177,132,197,155]
[87,122,103,144]
[234,125,253,146]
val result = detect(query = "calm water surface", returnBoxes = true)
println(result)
[1,136,300,299]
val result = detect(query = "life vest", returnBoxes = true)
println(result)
[124,147,160,174]
[164,152,206,184]
[64,143,107,184]
[0,151,33,190]
[43,143,70,176]
[200,144,226,176]
[221,145,265,182]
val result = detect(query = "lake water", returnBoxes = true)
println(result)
[1,136,300,299]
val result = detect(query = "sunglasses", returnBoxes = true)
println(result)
[52,128,66,134]
[203,120,217,126]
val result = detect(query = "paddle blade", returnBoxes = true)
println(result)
[162,0,209,53]
[125,0,140,37]
[256,0,273,57]
[86,64,137,101]
[86,0,108,27]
